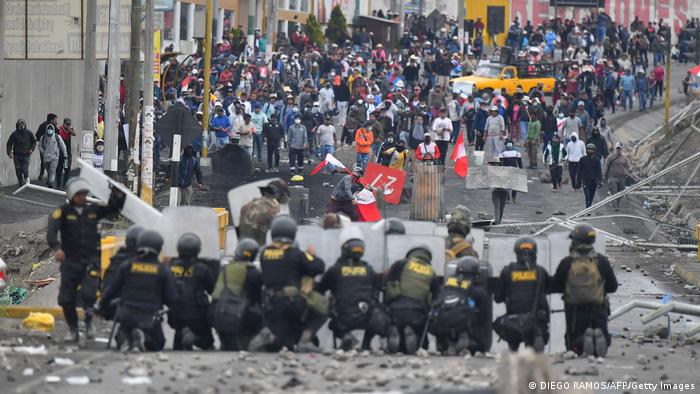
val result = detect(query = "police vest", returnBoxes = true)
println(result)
[121,260,163,308]
[333,259,375,308]
[397,259,434,303]
[51,204,101,263]
[505,262,541,315]
[212,262,248,299]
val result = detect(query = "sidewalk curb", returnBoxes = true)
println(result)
[673,262,700,289]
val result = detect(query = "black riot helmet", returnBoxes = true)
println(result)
[514,236,537,265]
[341,238,366,260]
[385,218,406,235]
[177,233,202,258]
[270,215,297,243]
[455,256,479,277]
[125,225,145,253]
[406,245,432,264]
[569,224,596,245]
[137,230,164,256]
[235,238,259,261]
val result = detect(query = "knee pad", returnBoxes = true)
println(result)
[367,306,391,336]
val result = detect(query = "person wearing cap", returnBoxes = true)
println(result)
[237,113,256,156]
[210,104,232,148]
[543,133,568,192]
[354,121,374,172]
[38,122,67,189]
[416,132,441,163]
[47,178,126,343]
[56,118,76,189]
[327,166,364,221]
[562,111,582,142]
[431,109,452,165]
[577,143,603,208]
[92,139,105,172]
[484,105,506,163]
[603,143,630,209]
[319,82,335,115]
[262,114,284,173]
[618,69,635,111]
[565,132,586,191]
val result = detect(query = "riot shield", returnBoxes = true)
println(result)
[152,206,221,260]
[487,236,550,274]
[386,234,446,275]
[547,231,606,273]
[228,177,287,227]
[77,158,162,226]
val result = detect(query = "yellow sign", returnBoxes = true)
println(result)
[153,30,161,83]
[511,270,537,282]
[131,263,159,274]
[341,266,368,276]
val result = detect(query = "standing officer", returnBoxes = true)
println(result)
[445,205,479,260]
[210,239,263,351]
[98,230,177,352]
[254,215,326,352]
[167,233,216,350]
[493,237,550,352]
[239,180,290,245]
[47,178,125,343]
[319,231,389,351]
[384,246,441,354]
[550,224,618,357]
[102,224,144,321]
[430,256,490,355]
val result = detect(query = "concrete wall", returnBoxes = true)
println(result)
[0,60,87,186]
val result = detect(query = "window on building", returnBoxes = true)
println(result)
[179,2,189,41]
[289,0,298,11]
[162,10,174,40]
[300,0,310,13]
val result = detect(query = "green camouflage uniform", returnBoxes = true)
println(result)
[239,196,280,245]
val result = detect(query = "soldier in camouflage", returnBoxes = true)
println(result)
[239,180,290,245]
[445,205,479,260]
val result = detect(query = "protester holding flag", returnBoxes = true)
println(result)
[326,166,365,221]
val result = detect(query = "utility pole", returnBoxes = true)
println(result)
[458,0,465,55]
[141,0,155,204]
[201,0,213,159]
[664,29,672,138]
[82,0,98,140]
[127,0,143,154]
[104,0,122,173]
[0,2,5,145]
[399,0,405,36]
[266,0,277,55]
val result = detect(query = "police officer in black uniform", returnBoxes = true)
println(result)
[98,230,177,352]
[254,215,326,352]
[384,246,441,355]
[430,256,490,356]
[210,238,263,351]
[47,178,125,343]
[494,237,550,352]
[167,233,216,350]
[550,224,618,357]
[319,233,389,351]
[102,225,144,321]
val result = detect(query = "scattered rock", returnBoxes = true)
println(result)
[643,325,669,339]
[562,351,577,360]
[636,354,648,365]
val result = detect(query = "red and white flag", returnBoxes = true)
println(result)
[355,189,382,222]
[309,153,351,175]
[450,132,469,177]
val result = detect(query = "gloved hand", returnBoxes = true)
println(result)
[108,185,127,210]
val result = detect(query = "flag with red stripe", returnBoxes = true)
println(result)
[309,153,351,175]
[450,132,469,177]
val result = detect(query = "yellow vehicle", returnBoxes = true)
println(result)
[451,63,557,97]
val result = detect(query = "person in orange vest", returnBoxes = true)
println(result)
[355,122,374,172]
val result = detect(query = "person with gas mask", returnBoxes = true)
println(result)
[47,178,126,343]
[577,143,603,208]
[377,132,397,166]
[319,230,389,351]
[98,230,177,352]
[445,205,479,260]
[384,246,441,354]
[210,238,263,351]
[430,256,490,355]
[167,233,216,350]
[550,224,618,357]
[239,180,290,245]
[493,237,550,352]
[252,216,327,352]
[101,225,144,321]
[326,166,364,222]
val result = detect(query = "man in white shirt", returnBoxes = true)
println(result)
[316,117,337,174]
[228,104,245,141]
[319,82,335,115]
[432,108,453,165]
[484,105,505,163]
[562,112,582,142]
[565,132,586,190]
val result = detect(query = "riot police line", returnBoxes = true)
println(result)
[50,178,618,357]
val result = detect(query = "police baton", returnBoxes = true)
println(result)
[419,304,439,350]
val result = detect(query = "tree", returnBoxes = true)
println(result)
[305,13,323,47]
[325,5,347,45]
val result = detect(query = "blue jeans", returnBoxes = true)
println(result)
[319,145,335,171]
[520,121,529,143]
[253,133,263,162]
[638,91,647,111]
[622,90,633,110]
[215,135,229,148]
[355,153,369,171]
[596,26,606,44]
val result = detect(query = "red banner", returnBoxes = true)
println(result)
[363,162,406,205]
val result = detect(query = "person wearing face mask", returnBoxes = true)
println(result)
[319,82,335,115]
[263,114,284,173]
[327,167,364,222]
[416,133,441,163]
[316,117,337,174]
[484,105,506,163]
[377,133,396,167]
[386,140,409,171]
[178,145,204,205]
[38,124,67,188]
[288,114,309,173]
[588,127,609,168]
[565,132,586,191]
[92,140,105,173]
[432,109,452,166]
[409,113,429,152]
[577,144,603,208]
[354,122,374,172]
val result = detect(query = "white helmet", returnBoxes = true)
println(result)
[395,80,405,88]
[66,177,91,200]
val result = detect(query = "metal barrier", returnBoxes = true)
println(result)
[610,300,700,338]
[410,164,444,222]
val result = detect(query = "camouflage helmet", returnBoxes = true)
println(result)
[447,205,472,236]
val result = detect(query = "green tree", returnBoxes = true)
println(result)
[325,5,347,44]
[305,13,324,47]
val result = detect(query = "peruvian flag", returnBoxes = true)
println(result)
[355,188,382,222]
[309,153,351,175]
[450,131,469,177]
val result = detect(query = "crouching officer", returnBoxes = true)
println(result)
[102,225,144,321]
[253,215,327,352]
[494,237,550,352]
[319,233,389,351]
[167,233,216,350]
[47,177,125,343]
[550,224,618,357]
[98,230,177,352]
[445,205,479,260]
[209,238,263,351]
[430,256,490,355]
[384,246,441,354]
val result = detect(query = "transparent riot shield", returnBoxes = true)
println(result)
[486,236,551,275]
[152,206,221,260]
[227,177,287,227]
[386,234,446,275]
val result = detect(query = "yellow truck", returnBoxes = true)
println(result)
[451,63,557,97]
